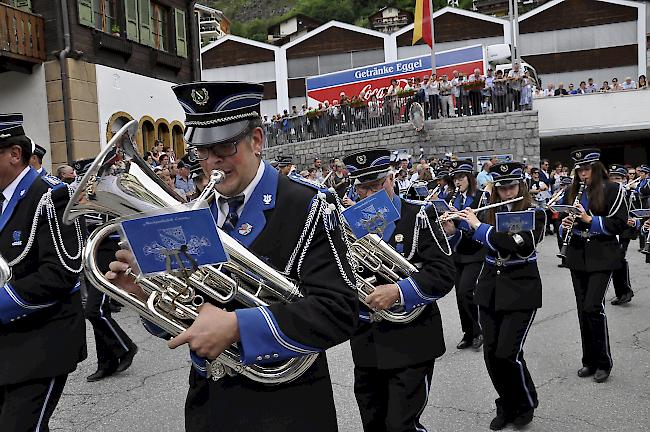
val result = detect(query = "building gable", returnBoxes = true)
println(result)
[202,39,275,68]
[286,26,384,59]
[397,13,504,46]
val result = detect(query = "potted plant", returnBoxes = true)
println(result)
[111,24,121,37]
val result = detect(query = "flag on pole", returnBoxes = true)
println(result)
[412,0,433,48]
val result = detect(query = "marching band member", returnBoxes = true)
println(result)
[447,159,486,350]
[560,149,627,383]
[107,82,358,431]
[0,114,86,430]
[29,143,48,177]
[607,164,635,305]
[443,162,545,430]
[343,148,455,432]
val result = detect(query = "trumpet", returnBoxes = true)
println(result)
[63,120,318,385]
[0,254,9,286]
[557,182,586,259]
[439,196,524,222]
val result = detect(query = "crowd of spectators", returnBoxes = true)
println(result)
[536,75,647,98]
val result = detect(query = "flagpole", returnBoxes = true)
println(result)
[429,0,436,73]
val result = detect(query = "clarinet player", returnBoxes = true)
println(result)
[559,149,627,383]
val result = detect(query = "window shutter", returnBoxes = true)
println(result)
[77,0,95,27]
[138,0,152,46]
[124,0,139,41]
[175,8,187,58]
[14,0,32,12]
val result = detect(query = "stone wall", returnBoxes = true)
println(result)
[264,111,540,169]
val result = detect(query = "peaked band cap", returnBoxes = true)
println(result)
[0,113,25,143]
[276,155,293,167]
[489,162,525,186]
[560,175,573,186]
[73,157,95,176]
[33,143,46,158]
[433,167,449,180]
[449,159,474,175]
[173,81,264,147]
[608,164,627,177]
[571,148,600,168]
[638,164,650,174]
[343,148,392,183]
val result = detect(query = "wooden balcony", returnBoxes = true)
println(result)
[0,3,46,73]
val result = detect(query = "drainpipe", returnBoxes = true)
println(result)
[59,0,74,164]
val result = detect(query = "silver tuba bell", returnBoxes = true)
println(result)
[63,120,317,384]
[0,254,9,286]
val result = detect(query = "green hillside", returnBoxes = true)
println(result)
[204,0,474,42]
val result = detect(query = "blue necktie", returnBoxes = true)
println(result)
[220,195,244,233]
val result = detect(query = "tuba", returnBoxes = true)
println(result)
[63,120,317,385]
[0,254,9,286]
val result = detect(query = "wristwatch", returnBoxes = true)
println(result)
[512,233,524,246]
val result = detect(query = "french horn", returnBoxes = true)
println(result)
[63,120,317,384]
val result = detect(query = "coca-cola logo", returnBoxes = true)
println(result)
[359,79,408,102]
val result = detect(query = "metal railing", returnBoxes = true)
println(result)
[0,3,46,64]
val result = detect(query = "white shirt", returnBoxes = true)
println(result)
[1,166,30,213]
[213,161,265,228]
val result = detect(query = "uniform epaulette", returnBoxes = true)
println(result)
[41,175,66,190]
[288,173,328,192]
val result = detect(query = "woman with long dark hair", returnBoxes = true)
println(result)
[560,149,627,383]
[445,162,545,430]
[446,159,486,350]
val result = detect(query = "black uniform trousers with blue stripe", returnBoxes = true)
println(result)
[0,375,68,432]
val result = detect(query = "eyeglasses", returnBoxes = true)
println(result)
[356,179,386,193]
[190,141,239,161]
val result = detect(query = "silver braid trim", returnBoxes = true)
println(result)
[185,111,259,127]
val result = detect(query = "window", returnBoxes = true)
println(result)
[94,0,117,33]
[151,2,168,52]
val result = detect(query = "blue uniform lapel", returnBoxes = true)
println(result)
[382,194,401,242]
[37,169,47,178]
[228,161,278,248]
[0,167,40,234]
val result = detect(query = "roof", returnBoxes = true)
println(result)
[519,0,645,21]
[283,20,389,51]
[392,6,508,38]
[201,34,279,55]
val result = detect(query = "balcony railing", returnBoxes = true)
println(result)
[0,3,46,66]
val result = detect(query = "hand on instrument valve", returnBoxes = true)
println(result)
[366,284,401,311]
[342,196,356,207]
[561,216,574,231]
[574,203,592,224]
[106,249,148,303]
[457,208,481,230]
[440,214,456,236]
[168,303,240,360]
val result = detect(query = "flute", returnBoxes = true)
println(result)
[440,196,524,221]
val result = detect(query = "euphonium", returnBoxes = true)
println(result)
[0,254,9,286]
[63,120,317,384]
[330,193,424,324]
[557,182,586,260]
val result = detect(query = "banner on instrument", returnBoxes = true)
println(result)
[496,210,535,233]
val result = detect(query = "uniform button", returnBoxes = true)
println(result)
[496,270,501,275]
[256,356,263,361]
[264,354,271,360]
[273,354,279,358]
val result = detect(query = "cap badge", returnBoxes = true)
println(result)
[263,194,272,205]
[238,223,253,236]
[501,164,508,172]
[191,88,210,106]
[356,155,367,165]
[575,152,582,159]
[395,234,404,242]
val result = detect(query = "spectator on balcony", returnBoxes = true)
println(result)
[507,61,524,111]
[492,70,508,113]
[554,83,568,96]
[451,70,463,116]
[468,68,484,116]
[438,74,452,118]
[543,82,555,97]
[368,94,381,128]
[483,68,495,112]
[586,78,598,93]
[425,74,440,119]
[622,77,636,90]
[611,77,622,91]
[600,81,611,92]
[520,71,534,110]
[568,83,578,95]
[638,75,647,89]
[576,81,588,95]
[385,79,399,125]
[458,74,471,116]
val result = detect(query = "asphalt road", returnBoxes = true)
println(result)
[51,237,650,431]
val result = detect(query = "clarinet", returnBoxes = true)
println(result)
[557,182,586,259]
[447,186,460,207]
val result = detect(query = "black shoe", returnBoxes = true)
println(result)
[472,334,484,350]
[116,345,139,373]
[611,291,633,305]
[456,338,472,349]
[489,414,509,430]
[577,366,595,378]
[512,409,534,427]
[86,363,118,382]
[593,369,610,383]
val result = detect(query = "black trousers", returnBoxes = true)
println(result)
[454,261,483,340]
[354,360,435,432]
[469,90,482,115]
[84,280,135,368]
[185,366,338,432]
[509,89,521,111]
[0,375,68,432]
[479,307,538,417]
[427,95,440,119]
[569,270,613,371]
[612,239,633,298]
